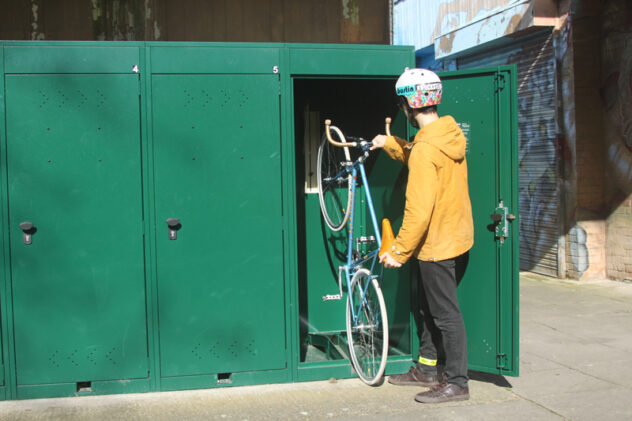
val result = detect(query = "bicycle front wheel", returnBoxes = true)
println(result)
[317,132,352,232]
[346,268,389,385]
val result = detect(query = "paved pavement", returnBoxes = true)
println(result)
[1,273,631,421]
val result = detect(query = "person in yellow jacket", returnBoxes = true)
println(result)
[371,68,474,404]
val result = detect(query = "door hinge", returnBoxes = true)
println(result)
[496,353,507,369]
[496,74,506,92]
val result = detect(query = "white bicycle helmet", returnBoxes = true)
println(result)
[395,68,442,109]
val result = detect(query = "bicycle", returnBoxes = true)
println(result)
[317,118,395,385]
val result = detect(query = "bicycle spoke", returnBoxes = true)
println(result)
[317,134,352,231]
[346,269,388,385]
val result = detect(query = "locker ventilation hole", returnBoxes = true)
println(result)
[201,89,211,107]
[192,343,203,360]
[96,89,106,108]
[247,340,257,356]
[57,90,67,108]
[209,341,220,359]
[77,381,92,393]
[39,90,49,108]
[184,89,193,107]
[68,349,80,367]
[48,350,61,368]
[228,340,239,357]
[76,90,88,108]
[217,373,232,384]
[105,347,117,364]
[220,89,230,107]
[87,348,98,366]
[238,90,248,108]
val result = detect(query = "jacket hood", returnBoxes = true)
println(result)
[412,115,466,161]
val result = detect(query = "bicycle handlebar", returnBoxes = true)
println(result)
[324,118,393,148]
[324,119,357,147]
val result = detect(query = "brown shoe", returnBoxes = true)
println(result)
[414,381,469,403]
[388,366,439,387]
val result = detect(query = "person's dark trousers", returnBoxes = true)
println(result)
[415,252,469,388]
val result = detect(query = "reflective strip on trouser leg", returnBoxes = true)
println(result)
[418,356,437,367]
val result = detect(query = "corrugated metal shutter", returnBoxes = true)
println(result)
[458,30,560,276]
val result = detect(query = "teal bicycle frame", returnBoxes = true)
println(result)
[321,134,383,327]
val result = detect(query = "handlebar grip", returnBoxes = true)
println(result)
[385,117,392,137]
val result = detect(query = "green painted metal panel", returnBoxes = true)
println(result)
[288,45,413,75]
[150,45,280,74]
[5,74,149,385]
[498,66,520,376]
[16,378,151,400]
[296,358,413,382]
[3,45,141,74]
[151,73,286,378]
[302,194,347,334]
[0,45,6,392]
[438,67,519,375]
[160,369,290,392]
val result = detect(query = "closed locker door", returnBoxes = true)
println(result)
[5,74,149,386]
[152,74,286,377]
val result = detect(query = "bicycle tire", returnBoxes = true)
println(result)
[346,268,389,385]
[317,131,353,232]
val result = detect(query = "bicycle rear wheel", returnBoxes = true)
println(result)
[346,268,389,385]
[317,132,353,232]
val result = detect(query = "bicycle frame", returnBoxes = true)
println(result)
[344,151,383,326]
[321,119,392,327]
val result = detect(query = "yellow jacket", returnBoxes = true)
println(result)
[383,115,473,263]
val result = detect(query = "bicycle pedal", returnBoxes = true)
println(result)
[322,294,342,301]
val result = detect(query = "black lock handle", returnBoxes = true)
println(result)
[490,213,503,224]
[166,218,181,240]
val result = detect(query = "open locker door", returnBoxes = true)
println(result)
[439,66,519,376]
[369,66,518,377]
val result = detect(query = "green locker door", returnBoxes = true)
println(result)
[5,74,149,386]
[152,73,286,378]
[368,67,518,376]
[439,67,519,376]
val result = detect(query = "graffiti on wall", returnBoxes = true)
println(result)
[505,34,562,275]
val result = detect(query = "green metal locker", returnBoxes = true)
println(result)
[149,46,288,389]
[0,42,519,400]
[2,45,151,399]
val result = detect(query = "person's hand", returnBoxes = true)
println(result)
[370,134,388,150]
[379,252,402,268]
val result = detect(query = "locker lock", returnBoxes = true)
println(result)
[19,221,35,245]
[166,218,181,240]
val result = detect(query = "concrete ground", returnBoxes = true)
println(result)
[1,273,631,421]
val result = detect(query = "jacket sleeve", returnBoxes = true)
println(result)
[391,145,437,263]
[383,136,411,164]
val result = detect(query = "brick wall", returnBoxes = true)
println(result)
[607,198,632,280]
[602,0,632,281]
[566,1,607,279]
